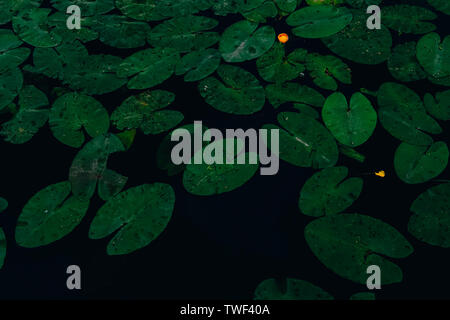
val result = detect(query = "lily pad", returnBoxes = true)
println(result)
[254,278,333,300]
[265,82,324,108]
[377,82,442,146]
[49,93,110,148]
[394,141,449,184]
[424,90,450,121]
[305,53,351,90]
[286,5,352,39]
[0,29,30,72]
[408,183,450,247]
[383,5,437,35]
[0,67,23,111]
[97,169,128,202]
[1,85,48,144]
[51,0,115,16]
[219,20,275,63]
[175,49,221,82]
[416,33,450,79]
[322,92,377,147]
[69,134,125,201]
[199,64,265,115]
[388,42,427,82]
[117,48,180,90]
[15,181,90,248]
[241,0,277,23]
[350,292,375,300]
[89,183,175,255]
[322,11,392,65]
[263,112,338,168]
[299,166,363,217]
[0,0,43,25]
[305,213,414,284]
[427,0,450,15]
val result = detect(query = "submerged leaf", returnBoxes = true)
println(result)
[254,278,333,300]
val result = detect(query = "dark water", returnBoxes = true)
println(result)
[0,0,449,299]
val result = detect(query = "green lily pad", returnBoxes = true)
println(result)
[427,0,450,15]
[254,278,333,300]
[241,0,277,23]
[416,33,450,79]
[117,48,180,90]
[286,5,352,39]
[148,15,219,53]
[212,0,265,16]
[388,42,427,82]
[49,12,99,43]
[322,92,377,147]
[265,82,324,108]
[0,67,23,111]
[424,90,450,121]
[69,134,125,201]
[256,43,306,83]
[305,213,414,284]
[49,93,110,148]
[219,20,275,63]
[183,139,259,195]
[305,53,351,90]
[15,181,90,248]
[350,292,375,300]
[383,5,437,35]
[377,82,442,146]
[111,90,183,135]
[274,0,300,15]
[0,29,30,72]
[175,49,221,82]
[89,183,175,255]
[322,11,392,65]
[0,0,43,25]
[12,8,62,48]
[89,15,151,49]
[263,112,338,168]
[299,166,363,217]
[293,103,320,119]
[51,0,115,16]
[408,183,450,247]
[394,141,449,184]
[199,64,265,115]
[1,85,48,144]
[98,169,128,202]
[0,228,5,269]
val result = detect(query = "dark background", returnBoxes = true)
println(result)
[0,0,449,300]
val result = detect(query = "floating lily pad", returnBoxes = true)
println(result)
[394,141,449,184]
[287,5,352,39]
[117,48,180,90]
[69,134,125,201]
[183,139,259,195]
[263,112,338,168]
[293,103,320,119]
[322,11,392,65]
[49,12,99,43]
[0,0,43,25]
[51,0,115,16]
[408,183,450,247]
[241,0,277,23]
[383,5,437,35]
[0,29,30,72]
[305,213,414,284]
[199,64,265,115]
[299,166,363,217]
[98,169,128,202]
[212,0,265,16]
[416,33,450,79]
[219,20,275,63]
[175,49,221,82]
[274,0,299,15]
[265,82,324,108]
[322,92,377,147]
[306,53,351,90]
[388,42,427,82]
[256,43,306,83]
[1,85,48,144]
[0,67,23,111]
[49,93,110,148]
[12,8,62,48]
[424,90,450,121]
[148,15,219,53]
[377,82,442,146]
[89,183,175,255]
[15,181,90,248]
[427,0,450,15]
[254,278,333,300]
[111,90,183,135]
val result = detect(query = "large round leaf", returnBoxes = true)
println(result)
[49,93,110,148]
[388,42,427,82]
[305,53,351,91]
[305,213,414,284]
[394,141,449,184]
[286,5,352,38]
[254,278,333,300]
[299,167,363,217]
[199,64,265,115]
[265,82,324,108]
[263,112,338,168]
[15,181,90,248]
[89,183,175,255]
[0,29,30,72]
[417,33,450,79]
[175,49,221,82]
[219,20,275,62]
[0,67,22,111]
[377,82,442,146]
[408,183,450,247]
[322,92,377,147]
[383,5,437,35]
[427,0,450,15]
[424,90,450,121]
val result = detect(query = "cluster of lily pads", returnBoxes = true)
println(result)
[0,0,449,299]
